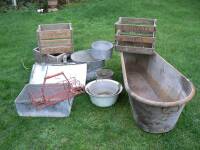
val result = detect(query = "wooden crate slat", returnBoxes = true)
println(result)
[116,24,156,33]
[116,45,154,55]
[40,45,73,54]
[119,17,156,25]
[115,17,156,55]
[38,29,71,40]
[39,39,72,47]
[39,23,71,30]
[48,0,58,6]
[116,34,154,44]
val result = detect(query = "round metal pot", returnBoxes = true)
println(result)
[96,69,114,79]
[71,49,105,72]
[85,79,123,107]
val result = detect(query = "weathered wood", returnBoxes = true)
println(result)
[116,45,154,55]
[40,45,73,54]
[121,17,155,24]
[116,34,155,44]
[115,17,156,55]
[48,0,58,8]
[37,23,73,54]
[48,0,58,6]
[33,47,69,64]
[39,23,71,30]
[115,17,156,33]
[38,29,71,40]
[115,24,156,33]
[39,39,72,47]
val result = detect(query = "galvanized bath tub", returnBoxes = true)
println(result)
[121,52,195,133]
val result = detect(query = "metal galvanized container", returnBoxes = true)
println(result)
[85,79,123,107]
[121,52,195,133]
[15,63,87,117]
[15,84,73,117]
[96,69,114,79]
[71,50,105,80]
[91,41,113,60]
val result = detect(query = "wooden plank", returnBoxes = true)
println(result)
[39,23,71,30]
[119,17,155,25]
[39,39,72,47]
[38,29,72,40]
[40,45,73,54]
[118,31,154,37]
[116,45,154,55]
[48,0,58,6]
[116,24,156,33]
[116,35,154,44]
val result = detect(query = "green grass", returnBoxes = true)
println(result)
[0,0,200,149]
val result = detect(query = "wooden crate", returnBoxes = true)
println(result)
[33,47,70,64]
[48,0,58,8]
[115,17,156,55]
[37,23,73,54]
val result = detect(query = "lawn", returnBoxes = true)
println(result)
[0,0,200,149]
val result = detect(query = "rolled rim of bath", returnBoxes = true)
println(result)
[121,52,196,107]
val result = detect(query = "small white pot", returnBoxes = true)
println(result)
[85,79,123,107]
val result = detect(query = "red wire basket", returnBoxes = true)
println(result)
[29,72,84,108]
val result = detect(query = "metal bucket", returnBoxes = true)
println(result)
[71,50,105,80]
[91,41,113,60]
[85,79,123,107]
[121,52,195,133]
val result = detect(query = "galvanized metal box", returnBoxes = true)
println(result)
[15,84,74,117]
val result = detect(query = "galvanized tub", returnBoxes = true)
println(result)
[71,50,105,80]
[91,41,113,60]
[121,52,195,133]
[33,47,69,64]
[15,84,73,117]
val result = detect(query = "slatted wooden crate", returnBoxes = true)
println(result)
[37,23,73,54]
[33,47,70,64]
[115,17,156,55]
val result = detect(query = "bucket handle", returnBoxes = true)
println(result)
[162,106,180,114]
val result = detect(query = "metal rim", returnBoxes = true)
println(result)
[71,49,103,63]
[85,79,123,98]
[120,52,195,107]
[91,41,113,51]
[96,69,114,77]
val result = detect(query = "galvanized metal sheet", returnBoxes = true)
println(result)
[29,63,87,85]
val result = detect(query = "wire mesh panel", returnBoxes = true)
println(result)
[29,72,84,108]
